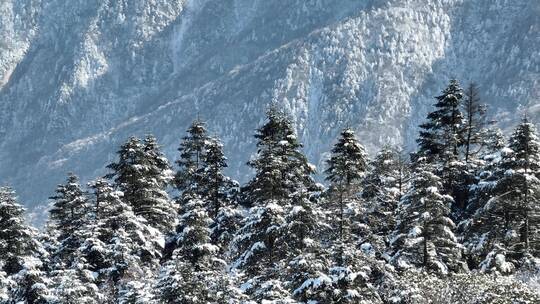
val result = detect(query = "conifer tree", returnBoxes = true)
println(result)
[324,128,368,265]
[417,79,465,160]
[89,179,163,299]
[0,187,39,275]
[106,136,176,234]
[200,137,236,219]
[175,119,210,195]
[242,106,316,205]
[232,106,316,300]
[416,80,470,213]
[464,118,540,271]
[48,173,89,267]
[500,118,540,257]
[156,194,243,303]
[50,254,102,303]
[390,161,465,274]
[362,146,409,237]
[0,187,54,303]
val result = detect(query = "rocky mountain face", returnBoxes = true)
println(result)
[0,0,538,207]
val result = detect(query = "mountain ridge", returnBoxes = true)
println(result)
[0,0,538,206]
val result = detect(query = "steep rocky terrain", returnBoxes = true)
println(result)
[0,0,538,206]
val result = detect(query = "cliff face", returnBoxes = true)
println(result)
[0,0,538,206]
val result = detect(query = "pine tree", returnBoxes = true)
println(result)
[361,146,410,256]
[0,188,54,303]
[390,161,465,274]
[242,106,316,205]
[416,79,470,214]
[89,179,163,300]
[500,118,540,257]
[50,254,102,303]
[324,128,368,265]
[464,119,540,271]
[106,135,176,234]
[8,255,55,303]
[0,187,39,275]
[201,137,236,219]
[156,195,242,303]
[232,106,317,301]
[417,79,465,161]
[48,173,89,267]
[175,119,210,195]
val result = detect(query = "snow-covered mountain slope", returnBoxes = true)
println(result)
[0,0,538,206]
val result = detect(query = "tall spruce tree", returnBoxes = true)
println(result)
[390,161,465,274]
[464,118,540,272]
[106,135,176,234]
[156,194,243,303]
[0,187,39,275]
[361,146,410,255]
[0,187,54,303]
[232,106,316,300]
[172,125,239,257]
[48,173,90,268]
[417,79,465,160]
[242,106,316,205]
[175,119,210,196]
[200,137,236,219]
[324,128,368,265]
[416,79,469,214]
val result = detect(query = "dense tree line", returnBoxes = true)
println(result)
[0,81,539,303]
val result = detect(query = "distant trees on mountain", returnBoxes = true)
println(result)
[1,80,539,303]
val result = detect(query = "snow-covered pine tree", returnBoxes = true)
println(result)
[242,106,316,205]
[324,128,368,265]
[106,135,176,234]
[9,256,55,303]
[463,127,506,218]
[48,173,90,268]
[0,269,10,302]
[0,187,54,303]
[50,254,102,303]
[416,80,469,214]
[171,128,241,259]
[88,178,163,300]
[156,194,243,303]
[201,136,236,219]
[175,119,210,196]
[390,160,465,274]
[464,118,540,272]
[499,118,540,258]
[232,106,316,300]
[361,146,410,254]
[417,79,465,161]
[0,187,39,275]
